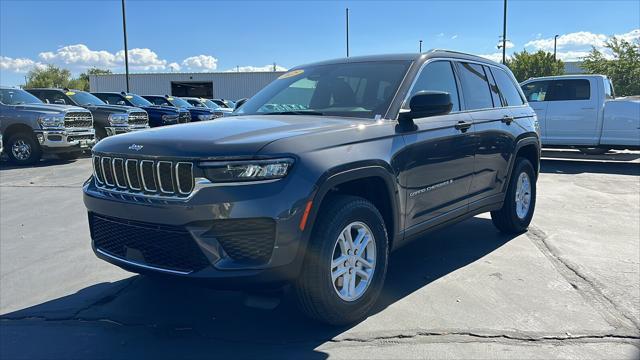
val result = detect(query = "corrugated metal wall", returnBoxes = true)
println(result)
[89,71,285,99]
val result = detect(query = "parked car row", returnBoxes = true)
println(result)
[0,87,236,165]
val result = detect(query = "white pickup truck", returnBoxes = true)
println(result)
[521,75,639,154]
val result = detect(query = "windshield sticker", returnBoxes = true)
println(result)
[125,95,133,99]
[65,91,76,96]
[278,69,304,79]
[167,97,174,100]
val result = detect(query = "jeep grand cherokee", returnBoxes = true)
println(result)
[83,51,540,325]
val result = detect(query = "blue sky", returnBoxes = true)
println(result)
[1,0,639,86]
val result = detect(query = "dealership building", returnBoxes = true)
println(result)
[89,71,286,100]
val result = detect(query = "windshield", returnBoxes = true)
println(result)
[185,99,208,108]
[169,97,194,108]
[202,99,223,109]
[68,91,105,106]
[0,88,43,105]
[236,60,411,119]
[212,99,230,108]
[127,94,152,107]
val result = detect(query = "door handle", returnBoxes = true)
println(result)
[501,115,514,124]
[454,121,472,132]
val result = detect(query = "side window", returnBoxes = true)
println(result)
[484,66,502,107]
[100,94,125,105]
[491,68,525,106]
[36,90,68,105]
[405,61,460,112]
[147,97,168,106]
[521,81,550,102]
[546,80,591,101]
[457,62,493,110]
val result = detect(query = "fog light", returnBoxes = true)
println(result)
[36,133,44,144]
[47,134,63,141]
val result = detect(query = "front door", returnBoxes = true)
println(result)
[401,60,475,230]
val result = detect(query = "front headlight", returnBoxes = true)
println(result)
[197,114,213,121]
[108,113,129,125]
[38,114,65,129]
[201,158,294,182]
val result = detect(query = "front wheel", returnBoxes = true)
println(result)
[491,158,537,234]
[295,195,389,325]
[6,133,42,165]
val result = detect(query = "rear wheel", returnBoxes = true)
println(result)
[578,147,610,155]
[491,158,536,234]
[6,132,41,165]
[295,195,389,325]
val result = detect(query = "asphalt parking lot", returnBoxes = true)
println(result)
[1,150,639,359]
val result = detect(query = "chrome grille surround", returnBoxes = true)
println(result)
[128,112,149,126]
[64,112,93,128]
[92,154,194,198]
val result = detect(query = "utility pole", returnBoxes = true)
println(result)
[501,0,507,64]
[419,40,423,53]
[553,34,559,61]
[346,8,350,57]
[121,0,130,92]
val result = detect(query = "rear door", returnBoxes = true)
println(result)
[545,79,599,145]
[401,60,476,229]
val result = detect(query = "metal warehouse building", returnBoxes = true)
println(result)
[89,71,285,100]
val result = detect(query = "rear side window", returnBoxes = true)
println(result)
[485,66,502,107]
[491,68,525,106]
[546,80,591,101]
[457,62,493,110]
[406,60,460,112]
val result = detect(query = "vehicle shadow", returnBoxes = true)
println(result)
[541,158,640,176]
[541,149,640,162]
[0,217,515,359]
[0,152,91,171]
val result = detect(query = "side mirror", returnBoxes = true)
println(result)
[54,99,66,105]
[399,91,452,126]
[234,98,248,110]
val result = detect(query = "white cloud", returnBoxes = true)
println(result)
[437,32,444,37]
[0,56,45,73]
[524,29,639,61]
[497,40,515,49]
[39,44,117,68]
[181,55,218,71]
[168,62,181,72]
[115,48,168,71]
[226,64,288,72]
[451,35,458,40]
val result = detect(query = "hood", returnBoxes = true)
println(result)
[140,105,179,114]
[83,103,145,113]
[92,115,362,159]
[14,103,89,114]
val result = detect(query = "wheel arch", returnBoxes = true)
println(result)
[3,123,35,142]
[305,162,401,250]
[503,136,541,194]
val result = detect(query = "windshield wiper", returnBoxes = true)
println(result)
[261,110,324,116]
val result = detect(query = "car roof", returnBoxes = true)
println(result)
[292,49,504,69]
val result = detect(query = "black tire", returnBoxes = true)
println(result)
[491,158,536,234]
[57,152,81,161]
[578,147,610,155]
[6,132,42,165]
[295,195,389,325]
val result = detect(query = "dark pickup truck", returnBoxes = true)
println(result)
[92,92,190,127]
[84,51,540,325]
[1,87,95,164]
[27,89,149,140]
[142,95,216,122]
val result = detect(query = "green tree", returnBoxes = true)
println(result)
[582,37,640,96]
[69,67,113,91]
[24,65,72,89]
[506,50,564,82]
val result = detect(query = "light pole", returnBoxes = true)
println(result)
[121,0,130,92]
[346,8,350,57]
[501,0,507,64]
[553,34,559,61]
[419,40,423,53]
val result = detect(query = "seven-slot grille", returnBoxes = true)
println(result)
[179,111,191,123]
[128,112,149,126]
[93,155,194,197]
[64,112,93,128]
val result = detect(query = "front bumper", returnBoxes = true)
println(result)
[105,124,149,136]
[35,128,96,152]
[83,172,315,286]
